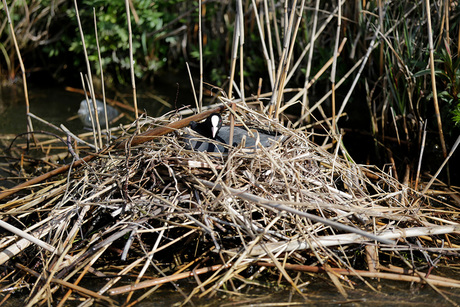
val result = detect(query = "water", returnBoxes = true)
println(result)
[0,85,169,135]
[0,70,196,136]
[2,276,459,306]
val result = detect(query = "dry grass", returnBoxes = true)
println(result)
[1,0,460,305]
[0,105,459,305]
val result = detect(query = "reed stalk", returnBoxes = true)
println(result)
[252,0,274,87]
[186,62,200,111]
[80,73,98,150]
[73,0,103,150]
[330,0,341,135]
[125,0,139,130]
[2,0,35,146]
[424,0,448,173]
[302,0,320,123]
[198,0,203,112]
[1,2,460,305]
[93,8,110,142]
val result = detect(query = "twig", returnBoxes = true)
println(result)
[199,179,395,245]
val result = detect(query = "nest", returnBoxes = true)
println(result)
[1,105,459,305]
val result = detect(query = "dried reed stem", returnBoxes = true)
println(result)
[2,0,35,145]
[73,0,103,150]
[330,0,341,135]
[424,0,448,175]
[93,8,110,141]
[125,0,139,128]
[301,0,320,123]
[198,0,203,112]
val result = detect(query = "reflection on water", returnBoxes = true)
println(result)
[1,275,459,306]
[0,85,101,135]
[0,76,195,136]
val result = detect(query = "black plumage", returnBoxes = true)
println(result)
[189,113,223,139]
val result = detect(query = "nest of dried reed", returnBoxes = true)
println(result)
[0,105,459,306]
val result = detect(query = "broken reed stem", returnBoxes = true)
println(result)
[423,134,460,194]
[424,0,448,165]
[287,0,343,85]
[415,121,427,191]
[2,0,35,146]
[109,263,233,295]
[273,0,300,119]
[228,1,241,149]
[283,38,346,118]
[267,0,294,117]
[199,179,395,245]
[302,0,320,123]
[274,0,306,121]
[125,0,139,128]
[255,262,460,288]
[337,30,379,119]
[80,73,98,150]
[186,62,200,111]
[264,0,276,86]
[73,0,103,150]
[0,220,56,253]
[251,0,274,87]
[93,8,110,142]
[330,0,341,135]
[237,0,245,106]
[198,0,203,113]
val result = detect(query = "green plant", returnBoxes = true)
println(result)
[0,0,69,82]
[435,46,460,127]
[65,0,175,84]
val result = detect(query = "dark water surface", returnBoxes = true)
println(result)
[0,83,187,135]
[2,274,459,306]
